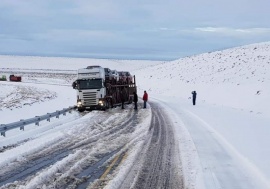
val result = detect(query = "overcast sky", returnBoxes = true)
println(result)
[0,0,270,60]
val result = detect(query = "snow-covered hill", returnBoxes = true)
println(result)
[1,42,269,115]
[135,42,270,115]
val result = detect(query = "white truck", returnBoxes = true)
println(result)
[73,66,136,112]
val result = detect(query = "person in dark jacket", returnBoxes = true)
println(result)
[143,91,148,108]
[120,90,125,109]
[133,92,138,110]
[192,91,197,105]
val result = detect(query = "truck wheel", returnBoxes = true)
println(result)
[105,100,110,109]
[110,99,114,108]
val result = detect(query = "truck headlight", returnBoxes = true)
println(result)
[98,100,104,106]
[77,101,82,107]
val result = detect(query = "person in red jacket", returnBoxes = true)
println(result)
[143,90,148,108]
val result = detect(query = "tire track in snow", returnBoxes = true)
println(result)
[0,107,139,188]
[119,102,184,189]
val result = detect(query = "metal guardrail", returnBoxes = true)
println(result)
[0,106,77,137]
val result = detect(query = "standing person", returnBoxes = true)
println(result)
[143,90,148,108]
[120,90,125,109]
[133,92,138,110]
[192,91,197,105]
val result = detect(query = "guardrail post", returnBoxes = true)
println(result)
[69,106,74,113]
[47,113,51,122]
[0,124,6,137]
[20,120,25,131]
[56,111,60,119]
[35,116,40,126]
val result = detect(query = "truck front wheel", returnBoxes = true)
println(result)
[105,100,110,109]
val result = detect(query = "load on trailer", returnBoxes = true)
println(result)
[9,75,22,82]
[72,66,136,112]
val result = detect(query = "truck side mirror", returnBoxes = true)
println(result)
[72,81,77,89]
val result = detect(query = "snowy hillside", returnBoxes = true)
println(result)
[135,42,270,115]
[1,42,269,122]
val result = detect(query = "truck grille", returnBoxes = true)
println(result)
[82,92,97,106]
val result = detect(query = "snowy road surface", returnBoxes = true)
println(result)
[1,96,268,188]
[0,101,184,189]
[155,96,270,189]
[117,102,183,189]
[180,109,257,189]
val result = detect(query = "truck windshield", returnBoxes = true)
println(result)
[77,79,103,90]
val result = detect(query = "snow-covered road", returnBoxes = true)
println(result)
[2,95,269,188]
[155,96,270,189]
[179,109,258,189]
[117,102,183,189]
[0,99,186,189]
[0,104,152,188]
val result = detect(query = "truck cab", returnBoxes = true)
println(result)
[75,67,108,111]
[73,66,137,112]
